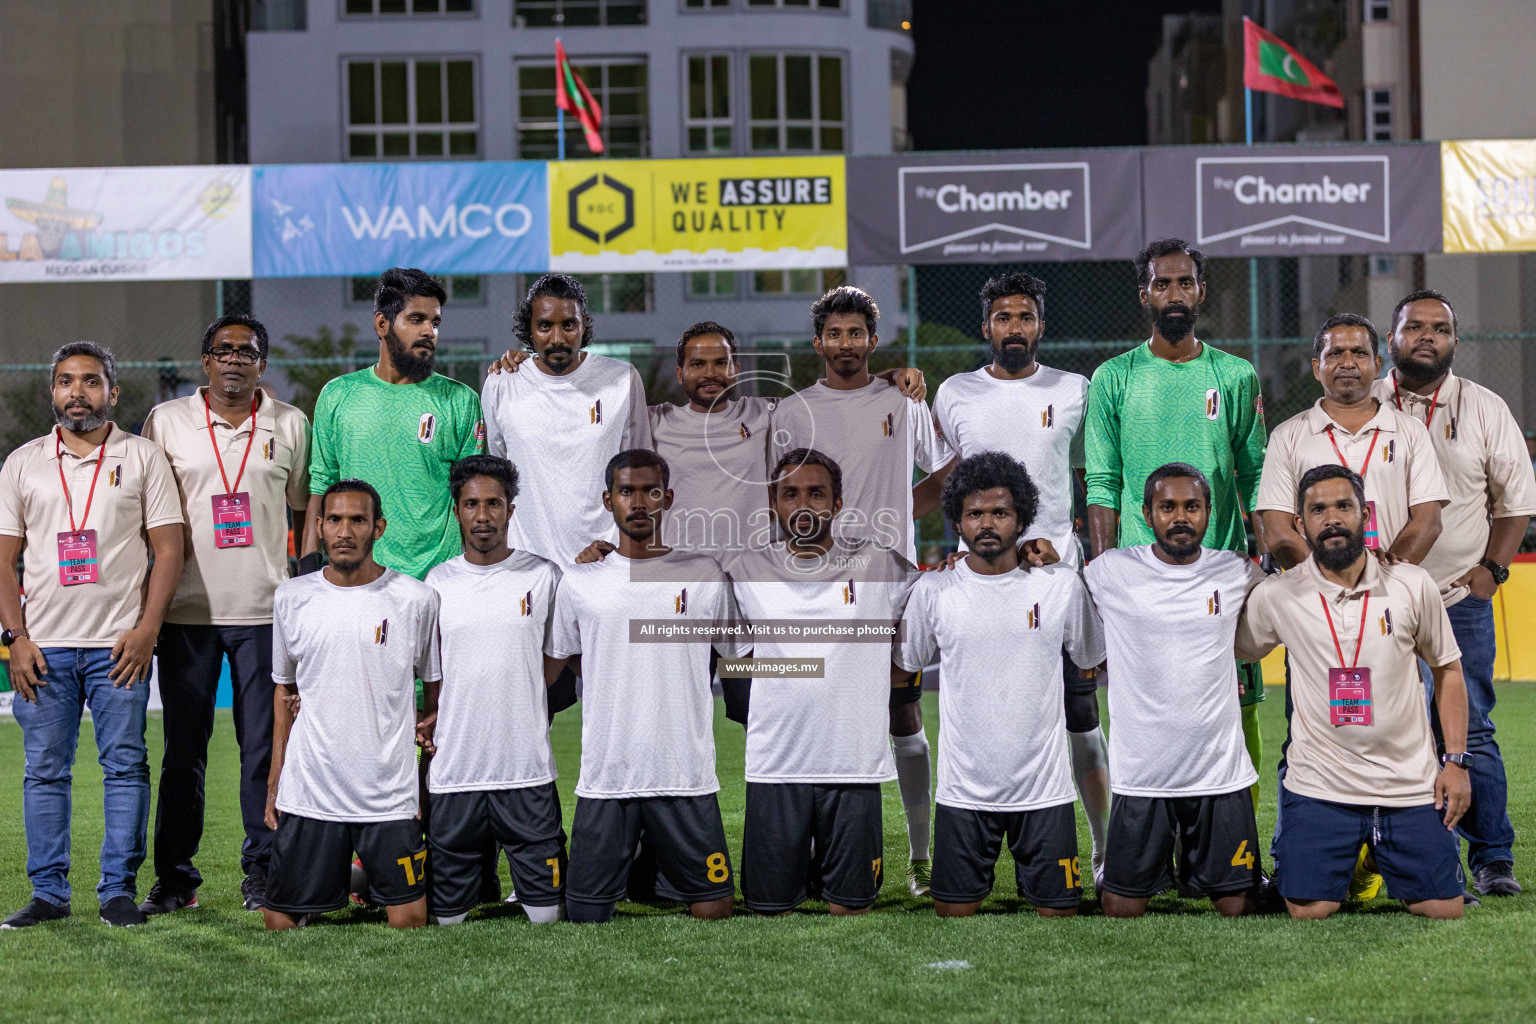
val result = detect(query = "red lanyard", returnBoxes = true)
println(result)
[1318,591,1370,668]
[55,424,112,533]
[204,391,260,496]
[1326,424,1380,482]
[1391,372,1444,429]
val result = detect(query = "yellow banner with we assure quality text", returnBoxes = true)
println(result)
[1441,139,1536,253]
[548,156,846,272]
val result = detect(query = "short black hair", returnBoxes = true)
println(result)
[321,479,383,521]
[1134,237,1206,289]
[811,285,878,338]
[200,313,270,360]
[676,320,738,367]
[450,454,519,503]
[770,448,843,503]
[605,448,670,492]
[1296,464,1367,515]
[373,267,447,324]
[1142,462,1213,509]
[513,273,594,351]
[939,451,1040,535]
[50,341,117,389]
[1313,312,1379,359]
[1390,289,1459,339]
[979,271,1047,324]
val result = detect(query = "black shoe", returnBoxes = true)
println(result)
[100,896,148,928]
[1473,862,1522,897]
[1463,889,1482,909]
[138,882,198,916]
[1,898,71,929]
[241,874,267,912]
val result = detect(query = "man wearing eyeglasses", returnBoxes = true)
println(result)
[137,314,313,916]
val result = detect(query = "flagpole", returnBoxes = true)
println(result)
[1245,85,1261,381]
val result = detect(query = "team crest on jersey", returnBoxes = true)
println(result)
[880,412,894,438]
[374,619,389,645]
[418,413,436,444]
[739,422,751,440]
[843,579,857,605]
[519,591,532,617]
[1041,404,1055,429]
[1205,388,1221,420]
[1025,603,1041,629]
[590,400,603,425]
[1444,416,1457,441]
[105,466,122,487]
[262,440,275,461]
[675,588,688,614]
[1382,440,1396,464]
[1379,608,1394,636]
[1207,590,1222,615]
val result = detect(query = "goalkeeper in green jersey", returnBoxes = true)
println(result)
[1084,238,1269,810]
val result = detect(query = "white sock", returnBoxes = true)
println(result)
[1068,726,1111,885]
[892,731,933,861]
[432,912,468,926]
[523,902,566,924]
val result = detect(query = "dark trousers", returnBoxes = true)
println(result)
[152,623,275,889]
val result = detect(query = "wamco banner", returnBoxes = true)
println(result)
[547,156,846,272]
[1141,143,1442,256]
[0,166,251,282]
[253,162,548,277]
[1441,139,1536,253]
[848,149,1143,264]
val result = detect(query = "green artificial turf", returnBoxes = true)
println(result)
[1,687,1534,1023]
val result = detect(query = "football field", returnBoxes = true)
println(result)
[1,687,1534,1023]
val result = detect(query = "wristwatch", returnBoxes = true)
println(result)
[1,627,28,647]
[1478,558,1510,586]
[1442,752,1474,769]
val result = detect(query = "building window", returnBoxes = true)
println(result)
[1363,0,1391,22]
[688,270,738,298]
[513,0,645,26]
[348,274,485,305]
[748,52,845,152]
[516,60,649,158]
[1366,87,1392,141]
[343,0,474,14]
[683,0,730,8]
[746,0,841,8]
[345,57,478,159]
[685,54,733,154]
[751,267,845,296]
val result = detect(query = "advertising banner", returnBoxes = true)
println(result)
[253,161,548,277]
[1141,143,1442,256]
[0,166,251,282]
[847,149,1143,263]
[547,156,845,272]
[1441,139,1536,253]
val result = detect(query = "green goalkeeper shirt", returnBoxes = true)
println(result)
[309,367,484,581]
[1084,340,1267,554]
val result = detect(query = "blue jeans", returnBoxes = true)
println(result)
[11,648,150,907]
[1419,594,1514,872]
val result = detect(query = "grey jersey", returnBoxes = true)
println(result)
[648,396,775,558]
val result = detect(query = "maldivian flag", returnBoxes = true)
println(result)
[555,39,605,155]
[1242,17,1343,108]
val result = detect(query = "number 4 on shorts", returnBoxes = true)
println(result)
[1230,840,1255,869]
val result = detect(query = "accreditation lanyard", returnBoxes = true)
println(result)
[55,425,111,586]
[1392,373,1445,430]
[205,392,259,549]
[1319,590,1373,727]
[1326,424,1382,549]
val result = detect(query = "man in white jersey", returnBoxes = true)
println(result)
[262,481,440,930]
[419,456,567,926]
[769,286,953,897]
[895,453,1105,917]
[481,273,651,567]
[1085,464,1263,918]
[546,450,740,924]
[726,448,923,915]
[931,271,1111,886]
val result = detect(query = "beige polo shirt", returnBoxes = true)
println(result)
[1235,555,1460,807]
[1256,398,1448,552]
[142,388,311,626]
[0,425,183,647]
[1371,371,1536,605]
